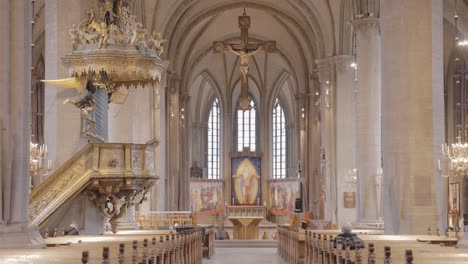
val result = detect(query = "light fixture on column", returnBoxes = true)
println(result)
[324,81,331,108]
[376,167,383,222]
[346,30,359,186]
[30,142,52,189]
[346,168,358,184]
[375,167,383,188]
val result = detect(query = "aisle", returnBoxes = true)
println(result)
[203,247,285,264]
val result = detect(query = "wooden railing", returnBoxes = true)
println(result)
[134,212,193,229]
[225,205,267,218]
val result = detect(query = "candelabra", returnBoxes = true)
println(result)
[30,142,52,189]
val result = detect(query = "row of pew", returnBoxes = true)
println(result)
[277,226,468,264]
[80,228,203,264]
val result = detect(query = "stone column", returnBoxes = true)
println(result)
[334,55,357,226]
[353,18,382,227]
[151,74,166,211]
[0,0,45,249]
[316,58,338,223]
[179,93,191,211]
[381,0,444,234]
[308,81,322,218]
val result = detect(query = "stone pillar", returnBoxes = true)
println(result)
[334,55,357,226]
[0,0,45,249]
[316,58,338,223]
[166,74,190,210]
[381,0,444,234]
[223,106,233,205]
[151,74,166,211]
[353,18,382,226]
[179,93,191,211]
[308,82,322,218]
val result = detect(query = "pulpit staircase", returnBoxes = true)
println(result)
[29,143,158,234]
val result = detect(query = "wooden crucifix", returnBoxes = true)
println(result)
[213,9,276,111]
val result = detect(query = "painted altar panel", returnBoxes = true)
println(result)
[190,181,224,216]
[269,179,300,216]
[231,157,261,205]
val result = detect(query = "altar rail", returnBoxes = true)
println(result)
[134,212,193,229]
[226,205,267,218]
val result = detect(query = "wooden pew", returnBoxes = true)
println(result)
[278,226,468,264]
[75,228,204,263]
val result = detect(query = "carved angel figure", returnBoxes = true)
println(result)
[148,31,167,57]
[64,94,95,117]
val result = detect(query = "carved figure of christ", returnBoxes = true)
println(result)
[213,12,275,110]
[227,45,263,84]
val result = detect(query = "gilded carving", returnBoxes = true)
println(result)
[29,143,158,229]
[42,0,169,121]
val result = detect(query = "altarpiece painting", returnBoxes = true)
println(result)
[231,157,261,205]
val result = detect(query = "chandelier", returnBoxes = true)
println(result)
[442,135,468,174]
[30,142,52,189]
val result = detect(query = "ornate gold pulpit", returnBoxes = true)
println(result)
[226,205,266,240]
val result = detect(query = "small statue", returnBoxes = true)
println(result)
[148,31,167,57]
[136,23,147,45]
[100,0,119,25]
[97,22,110,48]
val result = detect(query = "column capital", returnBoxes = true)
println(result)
[315,57,334,84]
[316,55,354,80]
[352,18,380,33]
[333,55,354,74]
[352,17,380,33]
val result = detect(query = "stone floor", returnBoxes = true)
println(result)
[203,247,284,264]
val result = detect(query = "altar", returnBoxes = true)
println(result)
[226,205,266,240]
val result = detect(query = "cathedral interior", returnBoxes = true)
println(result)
[2,0,468,263]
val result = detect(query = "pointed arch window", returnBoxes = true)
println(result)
[272,98,287,178]
[208,98,221,179]
[236,97,257,152]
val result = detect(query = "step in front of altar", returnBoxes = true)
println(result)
[215,239,278,248]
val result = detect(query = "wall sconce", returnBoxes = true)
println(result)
[181,108,185,120]
[301,107,305,119]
